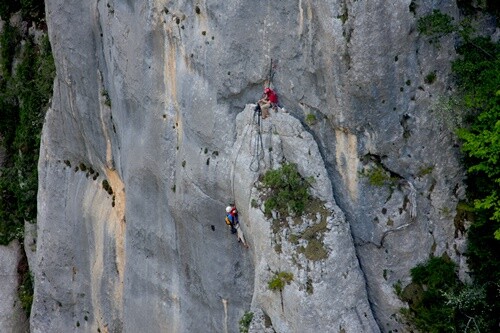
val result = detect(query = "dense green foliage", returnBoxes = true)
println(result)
[403,8,500,332]
[261,162,313,216]
[0,5,55,245]
[0,0,45,22]
[0,21,20,78]
[401,257,491,332]
[453,37,500,332]
[454,37,500,240]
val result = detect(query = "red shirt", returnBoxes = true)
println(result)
[230,207,238,217]
[266,90,278,104]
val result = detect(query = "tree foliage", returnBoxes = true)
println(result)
[401,256,492,332]
[402,9,500,332]
[453,37,500,239]
[0,27,55,244]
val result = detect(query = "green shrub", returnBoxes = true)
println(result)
[400,256,493,332]
[417,10,455,37]
[362,166,393,187]
[304,239,328,261]
[454,38,500,241]
[239,311,253,333]
[268,271,294,292]
[424,71,437,84]
[261,163,312,217]
[417,165,434,177]
[305,114,317,126]
[0,32,55,245]
[20,0,45,20]
[0,21,20,78]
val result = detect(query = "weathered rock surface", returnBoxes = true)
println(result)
[0,241,28,333]
[233,106,379,332]
[33,0,468,332]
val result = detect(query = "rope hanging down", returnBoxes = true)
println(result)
[249,106,265,172]
[249,58,279,172]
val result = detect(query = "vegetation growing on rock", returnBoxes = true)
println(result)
[401,7,500,332]
[400,256,492,332]
[260,162,313,217]
[238,311,253,333]
[0,6,55,245]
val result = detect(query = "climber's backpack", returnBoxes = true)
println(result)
[225,216,232,225]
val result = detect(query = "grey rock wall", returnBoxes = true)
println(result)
[33,0,466,332]
[0,241,28,333]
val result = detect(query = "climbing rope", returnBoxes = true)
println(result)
[249,107,265,172]
[230,59,279,196]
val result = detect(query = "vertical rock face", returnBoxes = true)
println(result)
[34,0,465,332]
[0,241,28,333]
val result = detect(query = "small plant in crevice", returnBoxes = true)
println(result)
[417,165,434,178]
[337,6,348,24]
[361,166,394,187]
[251,198,258,208]
[393,280,402,296]
[424,71,437,84]
[305,277,314,294]
[305,113,317,126]
[268,271,294,291]
[239,311,253,333]
[17,258,33,317]
[268,271,294,312]
[101,89,111,107]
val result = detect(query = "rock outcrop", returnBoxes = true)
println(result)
[33,0,467,332]
[0,241,28,333]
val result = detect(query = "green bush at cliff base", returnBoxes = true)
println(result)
[0,0,45,22]
[454,37,500,242]
[402,35,500,332]
[0,31,55,245]
[400,256,492,332]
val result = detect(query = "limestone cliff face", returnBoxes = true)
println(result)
[33,0,466,332]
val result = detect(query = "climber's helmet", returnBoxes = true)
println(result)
[226,206,232,213]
